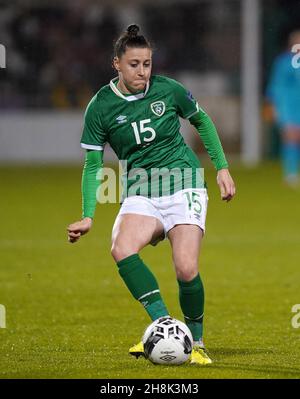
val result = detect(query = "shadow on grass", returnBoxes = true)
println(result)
[210,348,275,357]
[208,348,300,377]
[211,362,300,378]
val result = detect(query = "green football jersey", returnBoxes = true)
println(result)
[81,75,205,198]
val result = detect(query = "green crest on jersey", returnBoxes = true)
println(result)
[150,101,165,117]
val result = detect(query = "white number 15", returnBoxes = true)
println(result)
[131,119,156,145]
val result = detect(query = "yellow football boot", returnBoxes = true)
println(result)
[129,341,144,358]
[190,345,212,365]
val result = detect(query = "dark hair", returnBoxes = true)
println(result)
[113,24,152,58]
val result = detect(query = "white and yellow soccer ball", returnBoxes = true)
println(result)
[142,316,193,365]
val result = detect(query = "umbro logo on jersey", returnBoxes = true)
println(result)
[116,115,127,124]
[150,101,165,117]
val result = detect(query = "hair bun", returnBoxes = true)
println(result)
[127,24,139,37]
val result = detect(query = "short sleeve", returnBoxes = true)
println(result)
[172,79,200,119]
[80,95,107,151]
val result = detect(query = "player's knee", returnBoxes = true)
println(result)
[111,241,136,262]
[176,265,198,282]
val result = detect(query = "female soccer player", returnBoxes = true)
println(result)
[67,24,236,365]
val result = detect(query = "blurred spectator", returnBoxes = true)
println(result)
[0,3,118,109]
[266,30,300,186]
[0,1,240,110]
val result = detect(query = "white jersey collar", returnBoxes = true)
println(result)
[109,77,149,102]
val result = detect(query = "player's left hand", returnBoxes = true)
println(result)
[216,168,236,202]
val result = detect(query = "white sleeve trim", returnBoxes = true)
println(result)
[81,143,104,151]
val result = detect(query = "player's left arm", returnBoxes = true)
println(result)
[172,79,235,201]
[189,110,236,202]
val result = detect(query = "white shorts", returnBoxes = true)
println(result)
[117,188,209,244]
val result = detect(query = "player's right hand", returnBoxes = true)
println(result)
[67,217,93,243]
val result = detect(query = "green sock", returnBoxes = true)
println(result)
[117,254,169,321]
[178,273,204,341]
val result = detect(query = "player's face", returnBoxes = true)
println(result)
[114,47,152,94]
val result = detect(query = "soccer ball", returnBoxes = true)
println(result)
[142,316,193,365]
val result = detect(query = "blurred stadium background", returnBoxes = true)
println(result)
[1,0,300,379]
[2,0,300,163]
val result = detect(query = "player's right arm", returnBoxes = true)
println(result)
[67,94,107,243]
[67,150,103,243]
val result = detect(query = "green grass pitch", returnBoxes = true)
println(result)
[0,162,300,379]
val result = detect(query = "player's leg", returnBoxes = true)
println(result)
[111,213,169,322]
[160,188,208,345]
[167,224,204,344]
[168,224,212,365]
[281,126,300,185]
[111,212,168,358]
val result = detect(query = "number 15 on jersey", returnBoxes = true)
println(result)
[131,119,156,145]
